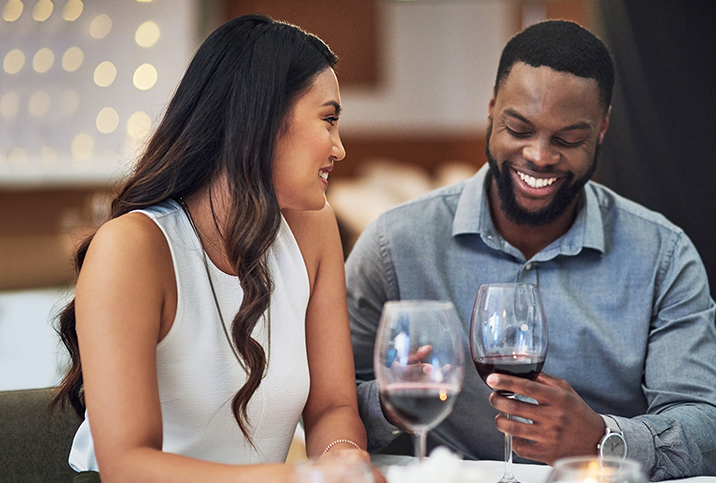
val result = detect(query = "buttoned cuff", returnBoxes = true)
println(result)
[611,415,655,474]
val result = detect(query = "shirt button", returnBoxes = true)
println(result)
[525,263,533,270]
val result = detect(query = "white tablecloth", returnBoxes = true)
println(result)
[371,454,716,483]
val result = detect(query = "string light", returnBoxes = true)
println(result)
[0,0,193,184]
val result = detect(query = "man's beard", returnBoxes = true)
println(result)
[485,124,599,227]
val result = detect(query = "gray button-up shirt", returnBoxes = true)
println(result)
[346,164,716,480]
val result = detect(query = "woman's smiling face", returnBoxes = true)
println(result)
[272,67,345,212]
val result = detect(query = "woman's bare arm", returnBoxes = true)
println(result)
[284,204,368,458]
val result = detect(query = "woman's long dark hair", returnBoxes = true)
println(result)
[51,14,337,444]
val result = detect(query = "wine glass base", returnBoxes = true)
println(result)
[499,475,520,483]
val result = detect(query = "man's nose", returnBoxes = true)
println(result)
[522,137,559,167]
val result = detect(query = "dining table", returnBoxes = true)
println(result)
[371,453,716,483]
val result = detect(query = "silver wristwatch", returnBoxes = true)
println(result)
[597,414,627,459]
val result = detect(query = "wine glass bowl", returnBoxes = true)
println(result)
[374,300,465,460]
[469,283,548,482]
[471,283,548,392]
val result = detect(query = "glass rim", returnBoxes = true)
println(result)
[552,455,643,471]
[383,299,456,311]
[478,282,539,289]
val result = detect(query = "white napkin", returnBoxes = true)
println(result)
[385,447,488,483]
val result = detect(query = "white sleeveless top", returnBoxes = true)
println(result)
[69,199,311,471]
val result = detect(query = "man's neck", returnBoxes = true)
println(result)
[488,181,579,260]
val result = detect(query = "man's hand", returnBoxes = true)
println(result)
[486,372,606,465]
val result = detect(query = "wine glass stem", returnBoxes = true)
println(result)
[500,412,518,483]
[414,430,428,461]
[503,432,516,481]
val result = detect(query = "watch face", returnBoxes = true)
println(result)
[600,433,627,458]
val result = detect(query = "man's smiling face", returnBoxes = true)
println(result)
[486,61,609,227]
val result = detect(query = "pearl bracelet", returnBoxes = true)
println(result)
[322,439,361,455]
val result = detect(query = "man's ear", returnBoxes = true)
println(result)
[598,105,611,144]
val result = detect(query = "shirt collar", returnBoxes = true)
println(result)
[452,163,605,255]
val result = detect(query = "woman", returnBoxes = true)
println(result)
[52,14,373,482]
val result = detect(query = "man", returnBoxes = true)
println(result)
[346,20,716,480]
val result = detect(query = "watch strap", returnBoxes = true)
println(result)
[598,414,627,459]
[601,414,622,435]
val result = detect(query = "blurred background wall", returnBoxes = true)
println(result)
[1,0,714,390]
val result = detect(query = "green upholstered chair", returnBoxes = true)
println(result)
[0,387,82,482]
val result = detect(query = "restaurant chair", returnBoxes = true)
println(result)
[0,386,82,482]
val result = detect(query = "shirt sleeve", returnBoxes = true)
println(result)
[621,230,716,480]
[345,217,403,452]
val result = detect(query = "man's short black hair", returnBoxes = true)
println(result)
[495,20,615,111]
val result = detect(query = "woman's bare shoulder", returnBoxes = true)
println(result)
[282,203,343,287]
[83,211,173,282]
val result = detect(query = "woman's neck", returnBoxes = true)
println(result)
[183,185,236,276]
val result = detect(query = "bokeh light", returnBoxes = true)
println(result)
[62,0,82,21]
[2,0,23,21]
[33,47,55,73]
[133,63,157,90]
[127,111,152,139]
[62,46,84,72]
[135,21,160,47]
[4,49,26,74]
[7,148,29,166]
[28,90,51,117]
[32,0,53,21]
[0,92,21,119]
[71,133,94,160]
[94,61,117,87]
[96,107,119,133]
[89,13,112,39]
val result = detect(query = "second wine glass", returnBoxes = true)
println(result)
[470,283,548,483]
[374,300,465,460]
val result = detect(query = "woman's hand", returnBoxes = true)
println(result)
[319,448,387,483]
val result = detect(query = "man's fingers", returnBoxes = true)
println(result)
[486,373,558,400]
[486,373,536,396]
[534,372,569,389]
[407,344,433,364]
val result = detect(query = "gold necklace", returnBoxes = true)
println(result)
[177,196,272,377]
[177,196,246,370]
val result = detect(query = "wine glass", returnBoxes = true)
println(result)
[470,283,548,483]
[546,457,648,483]
[374,300,465,460]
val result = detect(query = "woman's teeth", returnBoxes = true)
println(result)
[319,171,329,181]
[518,172,556,188]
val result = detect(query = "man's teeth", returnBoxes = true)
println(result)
[518,172,556,188]
[319,171,329,181]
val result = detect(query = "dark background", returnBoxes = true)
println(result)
[596,0,716,298]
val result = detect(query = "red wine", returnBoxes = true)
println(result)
[474,354,544,395]
[381,383,458,431]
